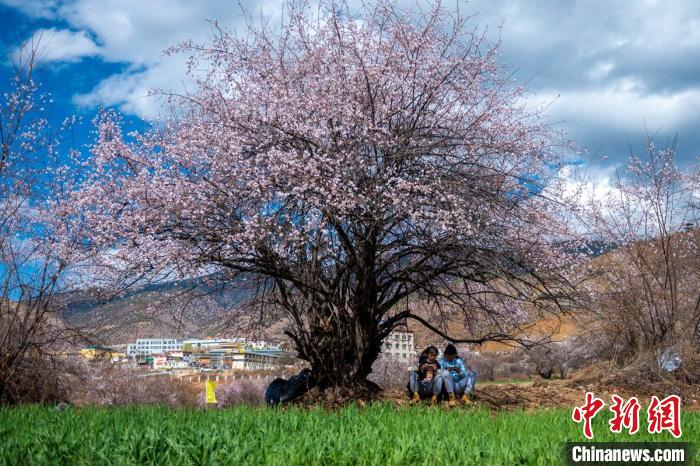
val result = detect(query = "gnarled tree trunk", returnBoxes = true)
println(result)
[285,303,385,397]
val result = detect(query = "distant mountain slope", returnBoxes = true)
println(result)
[58,276,260,344]
[59,239,621,346]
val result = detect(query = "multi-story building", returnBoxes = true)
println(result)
[127,337,285,366]
[204,348,283,371]
[247,340,281,350]
[182,338,234,352]
[127,338,183,356]
[381,331,416,361]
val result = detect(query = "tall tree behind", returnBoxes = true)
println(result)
[57,1,582,396]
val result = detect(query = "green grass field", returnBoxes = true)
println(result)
[0,404,696,465]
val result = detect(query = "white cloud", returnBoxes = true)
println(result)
[58,0,292,118]
[17,28,100,63]
[6,1,261,117]
[527,81,700,134]
[681,19,700,47]
[587,61,615,81]
[5,0,700,132]
[58,0,221,65]
[561,164,620,207]
[55,0,268,117]
[72,59,189,118]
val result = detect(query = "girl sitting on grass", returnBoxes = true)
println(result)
[407,346,443,406]
[439,343,477,407]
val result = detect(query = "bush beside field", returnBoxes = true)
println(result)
[0,405,697,465]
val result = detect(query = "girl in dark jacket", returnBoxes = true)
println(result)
[407,346,443,406]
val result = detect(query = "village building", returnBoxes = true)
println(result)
[381,331,416,361]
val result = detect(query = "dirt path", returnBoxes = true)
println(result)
[384,379,700,411]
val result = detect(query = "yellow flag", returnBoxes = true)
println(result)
[205,380,217,404]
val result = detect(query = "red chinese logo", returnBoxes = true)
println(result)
[647,395,682,438]
[573,393,682,439]
[609,395,641,434]
[572,392,605,439]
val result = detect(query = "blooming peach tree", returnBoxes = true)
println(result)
[57,2,580,394]
[579,138,700,368]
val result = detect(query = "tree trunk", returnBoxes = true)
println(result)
[537,366,553,379]
[289,308,384,399]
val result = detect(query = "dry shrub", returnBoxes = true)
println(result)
[567,344,700,402]
[470,352,498,381]
[578,143,700,381]
[459,350,532,381]
[525,339,590,380]
[496,352,533,379]
[0,302,88,405]
[679,347,700,385]
[0,351,84,405]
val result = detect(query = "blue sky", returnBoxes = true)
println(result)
[1,0,699,185]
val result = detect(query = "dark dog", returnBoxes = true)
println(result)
[265,368,315,405]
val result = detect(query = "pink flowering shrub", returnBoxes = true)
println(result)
[198,378,268,407]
